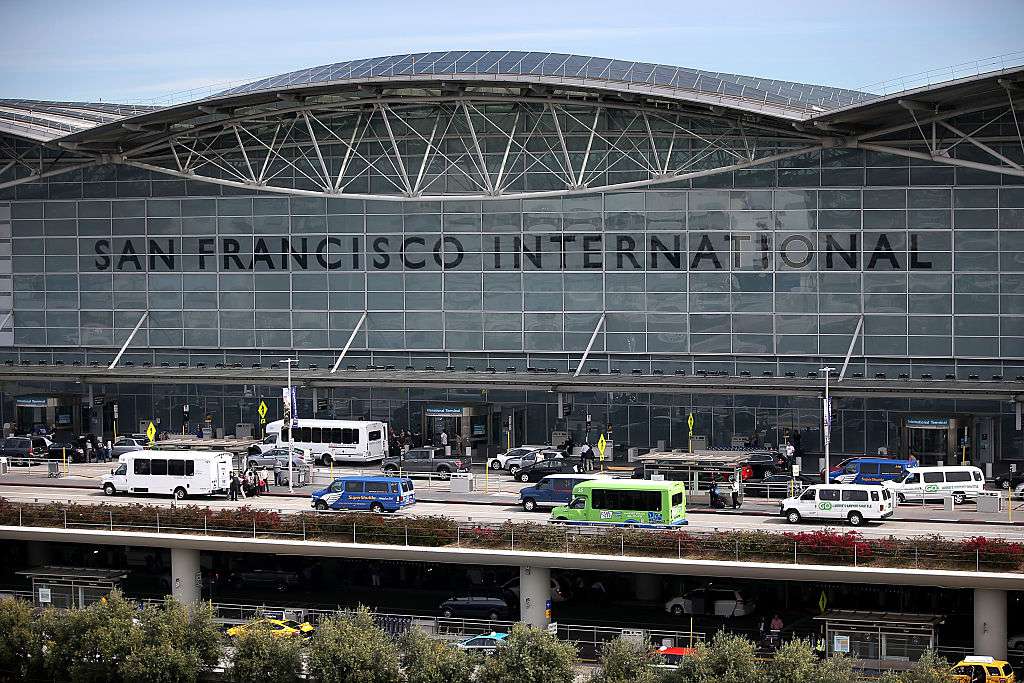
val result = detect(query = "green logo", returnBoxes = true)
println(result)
[925,484,939,493]
[818,502,833,511]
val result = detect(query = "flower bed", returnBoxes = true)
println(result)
[0,498,1020,574]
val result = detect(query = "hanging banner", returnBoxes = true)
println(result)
[823,397,832,447]
[290,386,299,428]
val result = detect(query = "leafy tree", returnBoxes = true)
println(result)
[476,623,578,683]
[591,636,660,683]
[307,607,401,683]
[0,596,33,679]
[227,620,304,683]
[890,650,952,683]
[399,627,474,683]
[123,599,224,683]
[762,638,818,683]
[812,654,855,683]
[686,631,763,683]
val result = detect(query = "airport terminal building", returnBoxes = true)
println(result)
[0,51,1022,466]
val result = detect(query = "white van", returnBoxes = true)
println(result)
[882,466,985,504]
[780,483,894,526]
[102,450,233,500]
[260,419,388,466]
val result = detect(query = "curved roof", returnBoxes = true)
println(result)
[0,99,157,142]
[219,50,877,112]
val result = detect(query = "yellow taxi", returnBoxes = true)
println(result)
[226,618,315,639]
[951,656,1016,683]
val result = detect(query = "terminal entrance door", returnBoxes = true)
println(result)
[901,417,959,466]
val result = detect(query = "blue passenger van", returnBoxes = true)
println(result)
[311,476,415,512]
[518,474,606,512]
[828,458,912,485]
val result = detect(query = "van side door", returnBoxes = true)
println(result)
[922,471,945,497]
[901,471,923,499]
[343,479,365,508]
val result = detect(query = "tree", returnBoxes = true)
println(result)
[227,620,304,683]
[812,654,855,683]
[399,627,474,683]
[476,623,578,683]
[0,596,33,680]
[762,638,817,683]
[307,607,401,683]
[890,650,951,683]
[686,631,763,683]
[123,599,224,683]
[591,636,660,683]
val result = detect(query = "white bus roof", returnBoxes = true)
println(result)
[265,418,385,427]
[122,449,233,459]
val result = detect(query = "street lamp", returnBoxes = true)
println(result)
[820,366,835,483]
[281,358,298,493]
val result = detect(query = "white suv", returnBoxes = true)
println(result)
[488,445,548,471]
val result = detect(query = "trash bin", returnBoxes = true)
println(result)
[943,495,955,512]
[976,491,1000,514]
[450,473,474,493]
[47,460,61,478]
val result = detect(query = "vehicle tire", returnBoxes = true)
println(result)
[370,502,385,514]
[785,509,801,524]
[897,492,906,504]
[442,608,454,618]
[383,465,399,474]
[670,604,684,616]
[173,487,187,501]
[487,611,500,621]
[315,500,328,511]
[246,460,258,470]
[848,511,864,527]
[490,459,502,470]
[103,483,116,496]
[436,466,451,480]
[522,498,537,512]
[319,453,333,467]
[518,472,530,483]
[999,479,1011,490]
[508,465,520,476]
[952,492,966,505]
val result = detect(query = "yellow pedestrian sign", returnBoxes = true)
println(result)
[146,421,156,443]
[597,434,607,459]
[258,400,268,419]
[818,591,828,614]
[687,413,694,436]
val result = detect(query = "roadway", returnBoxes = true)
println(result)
[1,481,1022,541]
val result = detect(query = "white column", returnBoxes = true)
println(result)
[171,547,201,604]
[974,588,1007,660]
[519,565,550,628]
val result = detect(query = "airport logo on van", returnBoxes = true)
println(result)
[818,502,833,511]
[925,484,939,493]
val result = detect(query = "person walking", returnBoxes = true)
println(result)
[273,462,282,487]
[228,472,240,501]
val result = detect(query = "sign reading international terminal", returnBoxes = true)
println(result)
[89,231,936,272]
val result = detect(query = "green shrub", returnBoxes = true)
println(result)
[398,627,474,683]
[307,607,401,683]
[590,636,661,683]
[227,620,304,683]
[476,623,578,683]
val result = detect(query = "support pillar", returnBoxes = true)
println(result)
[974,588,1007,660]
[634,573,662,602]
[171,547,201,604]
[519,565,550,628]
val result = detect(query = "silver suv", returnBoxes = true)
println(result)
[245,447,308,471]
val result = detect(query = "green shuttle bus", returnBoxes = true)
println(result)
[550,479,688,527]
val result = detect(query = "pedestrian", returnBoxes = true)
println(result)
[228,472,240,501]
[785,440,796,461]
[274,462,282,487]
[195,424,203,439]
[440,430,448,447]
[583,444,596,472]
[770,613,784,633]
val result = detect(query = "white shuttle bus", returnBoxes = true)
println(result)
[101,450,233,500]
[259,419,388,466]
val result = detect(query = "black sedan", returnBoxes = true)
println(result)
[994,470,1024,491]
[743,474,817,498]
[744,451,790,478]
[512,458,580,482]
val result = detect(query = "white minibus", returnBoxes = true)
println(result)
[780,483,894,526]
[882,465,985,504]
[259,419,388,466]
[101,450,233,500]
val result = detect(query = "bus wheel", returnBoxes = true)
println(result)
[103,483,116,496]
[315,500,328,511]
[246,460,258,470]
[847,511,864,526]
[785,509,801,524]
[370,502,385,514]
[173,487,187,501]
[319,453,333,467]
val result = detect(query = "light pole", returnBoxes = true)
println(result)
[820,366,835,483]
[281,358,297,493]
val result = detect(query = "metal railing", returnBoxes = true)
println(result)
[1,500,1021,574]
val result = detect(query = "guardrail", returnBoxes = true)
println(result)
[1,499,1021,574]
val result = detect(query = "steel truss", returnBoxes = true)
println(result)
[0,136,98,190]
[849,81,1024,178]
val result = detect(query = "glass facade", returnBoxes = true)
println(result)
[1,100,1022,464]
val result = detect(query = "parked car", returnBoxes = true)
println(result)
[501,574,570,603]
[950,656,1016,683]
[519,474,606,511]
[489,445,548,471]
[0,435,52,462]
[110,436,149,457]
[994,470,1024,491]
[439,593,517,620]
[226,618,314,639]
[229,568,304,592]
[828,457,913,485]
[245,447,309,471]
[664,586,756,618]
[507,449,565,476]
[743,474,816,499]
[381,446,468,479]
[46,437,85,462]
[744,451,790,478]
[512,458,580,482]
[455,632,508,654]
[653,646,697,669]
